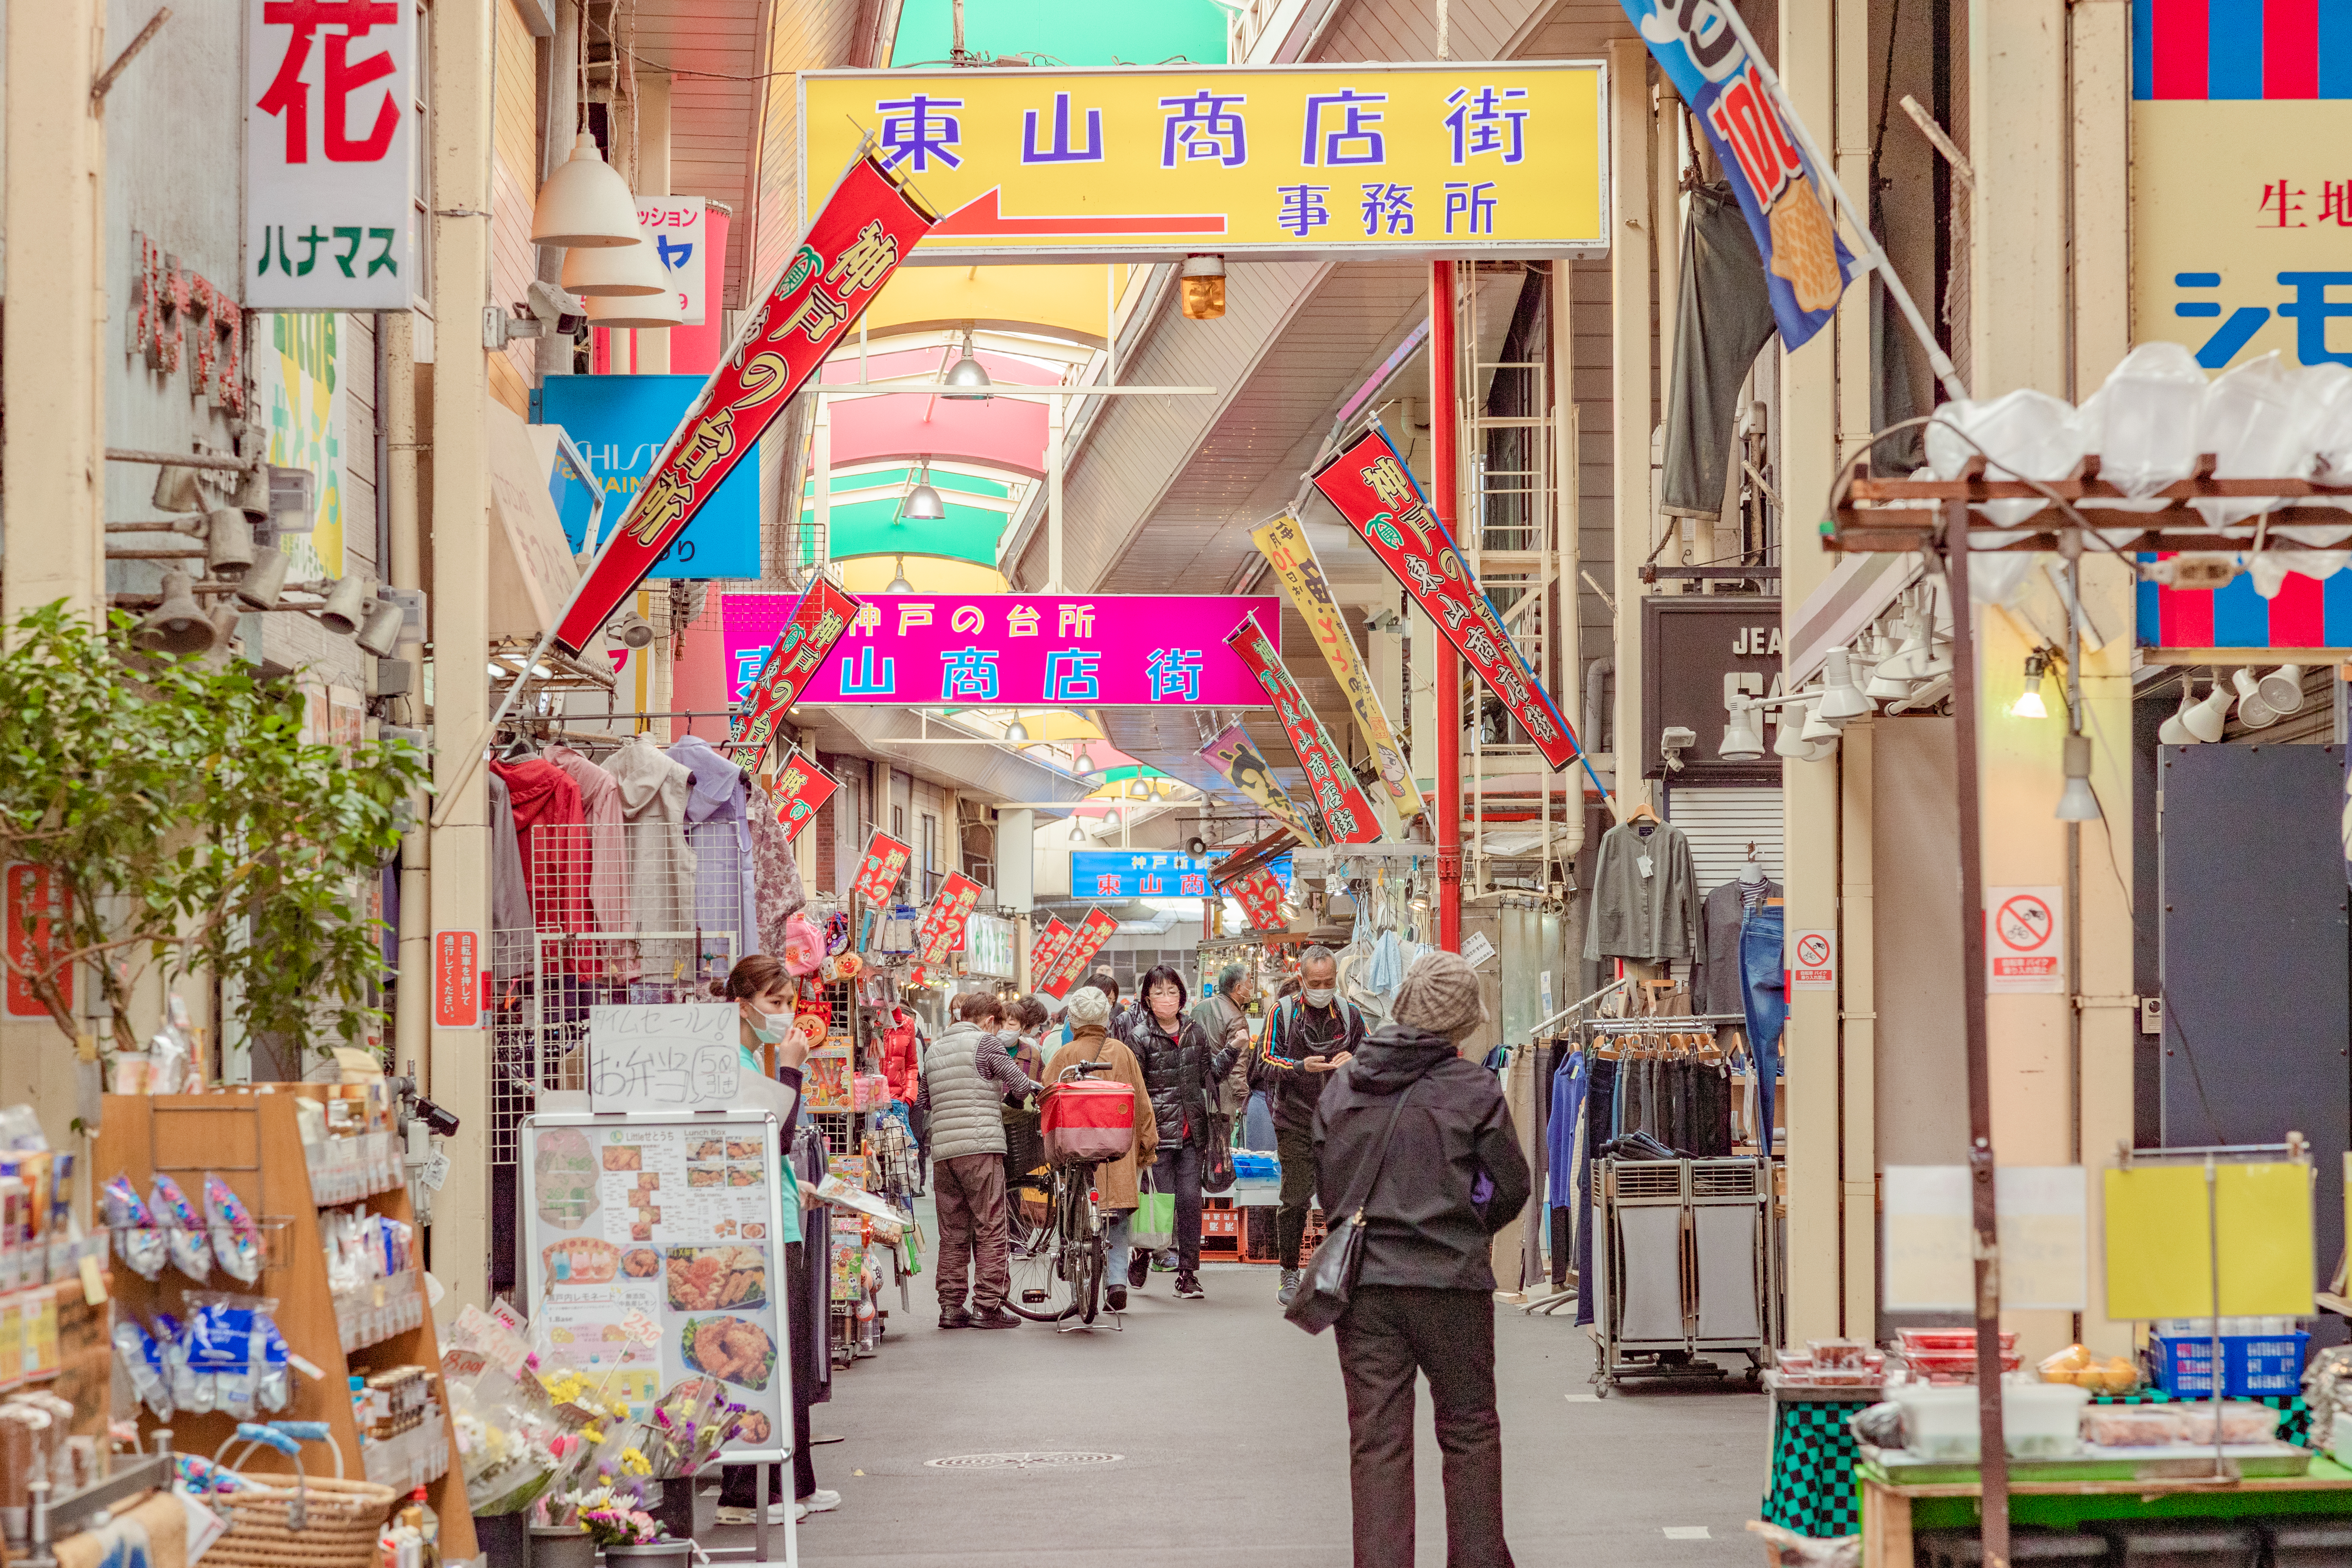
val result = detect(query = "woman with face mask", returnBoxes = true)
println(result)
[1125,964,1240,1300]
[708,956,838,1526]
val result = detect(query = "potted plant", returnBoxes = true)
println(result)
[579,1494,689,1565]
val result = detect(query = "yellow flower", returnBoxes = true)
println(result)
[582,1425,605,1445]
[619,1447,651,1476]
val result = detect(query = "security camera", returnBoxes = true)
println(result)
[1661,724,1698,772]
[528,278,589,337]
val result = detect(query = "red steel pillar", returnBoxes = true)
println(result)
[1429,259,1464,954]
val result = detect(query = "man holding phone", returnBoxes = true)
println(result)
[1252,945,1366,1306]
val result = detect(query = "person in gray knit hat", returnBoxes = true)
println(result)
[1311,950,1528,1568]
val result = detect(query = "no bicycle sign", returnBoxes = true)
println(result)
[1986,885,2064,994]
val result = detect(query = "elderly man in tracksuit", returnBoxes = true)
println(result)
[918,989,1041,1329]
[1251,944,1365,1305]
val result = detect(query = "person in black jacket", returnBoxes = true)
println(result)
[1314,949,1529,1568]
[1121,962,1237,1299]
[1253,945,1366,1306]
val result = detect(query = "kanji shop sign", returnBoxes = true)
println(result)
[1251,512,1421,821]
[4,866,70,1021]
[755,745,838,844]
[916,873,985,966]
[1224,612,1382,845]
[1028,916,1075,983]
[1311,425,1582,772]
[850,831,913,905]
[555,156,935,654]
[1198,722,1323,846]
[720,592,1280,707]
[802,63,1606,261]
[1228,865,1287,932]
[247,0,417,311]
[637,196,708,326]
[1037,907,1119,1000]
[730,578,862,769]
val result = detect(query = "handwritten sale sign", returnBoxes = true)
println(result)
[586,1005,742,1113]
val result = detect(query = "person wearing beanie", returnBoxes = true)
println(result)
[1312,948,1529,1568]
[1044,986,1158,1311]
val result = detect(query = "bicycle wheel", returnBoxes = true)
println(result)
[1005,1179,1076,1322]
[1073,1222,1104,1324]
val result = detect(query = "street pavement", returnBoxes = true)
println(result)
[709,1259,1772,1566]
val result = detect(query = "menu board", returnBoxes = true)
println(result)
[517,1110,791,1463]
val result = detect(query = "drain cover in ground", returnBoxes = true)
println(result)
[925,1451,1124,1471]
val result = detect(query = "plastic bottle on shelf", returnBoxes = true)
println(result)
[403,1487,440,1568]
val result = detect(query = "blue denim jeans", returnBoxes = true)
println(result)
[1104,1208,1132,1288]
[1739,903,1786,1149]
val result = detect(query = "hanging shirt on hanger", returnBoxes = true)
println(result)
[605,734,695,981]
[488,757,587,936]
[1582,820,1701,962]
[669,734,761,957]
[1691,876,1780,1016]
[744,783,809,952]
[546,744,630,941]
[486,771,534,938]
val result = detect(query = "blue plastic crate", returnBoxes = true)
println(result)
[2150,1332,2310,1397]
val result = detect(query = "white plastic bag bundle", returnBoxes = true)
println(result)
[2195,352,2303,527]
[1925,389,2085,528]
[2094,341,2208,500]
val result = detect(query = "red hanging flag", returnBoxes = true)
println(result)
[1028,916,1075,983]
[1224,612,1383,846]
[756,745,838,844]
[850,831,913,906]
[916,872,985,966]
[1230,866,1287,931]
[554,155,935,654]
[731,578,862,770]
[1038,907,1120,1000]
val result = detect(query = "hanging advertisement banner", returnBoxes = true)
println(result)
[916,873,985,966]
[636,196,708,326]
[1250,513,1423,821]
[554,155,937,654]
[534,376,760,580]
[1028,916,1076,984]
[1230,866,1288,932]
[246,0,417,311]
[1225,612,1383,845]
[757,746,839,843]
[1038,907,1120,1000]
[802,63,1607,263]
[255,313,348,578]
[850,831,913,906]
[731,579,864,769]
[1198,723,1325,846]
[1608,0,1854,348]
[1310,425,1581,771]
[720,592,1280,707]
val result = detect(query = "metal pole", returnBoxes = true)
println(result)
[1048,398,1065,592]
[1943,499,2010,1567]
[1430,259,1464,954]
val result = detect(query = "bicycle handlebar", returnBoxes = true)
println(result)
[1056,1060,1116,1081]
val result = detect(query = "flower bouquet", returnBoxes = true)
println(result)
[649,1377,749,1478]
[573,1486,669,1546]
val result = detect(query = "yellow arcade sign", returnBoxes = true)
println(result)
[801,62,1607,262]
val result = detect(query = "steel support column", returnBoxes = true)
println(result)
[1430,259,1463,953]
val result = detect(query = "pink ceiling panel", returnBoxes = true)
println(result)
[828,394,1049,475]
[820,346,1063,386]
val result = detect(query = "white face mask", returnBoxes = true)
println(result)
[751,1009,791,1045]
[998,1026,1020,1042]
[1304,986,1337,1008]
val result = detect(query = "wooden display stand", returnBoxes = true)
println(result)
[93,1091,478,1561]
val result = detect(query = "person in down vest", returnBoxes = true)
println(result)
[918,990,1041,1329]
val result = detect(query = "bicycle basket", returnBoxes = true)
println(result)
[1039,1080,1135,1165]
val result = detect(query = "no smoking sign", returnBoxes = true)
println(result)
[1986,884,2064,993]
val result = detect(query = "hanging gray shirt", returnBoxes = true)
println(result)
[1581,822,1700,963]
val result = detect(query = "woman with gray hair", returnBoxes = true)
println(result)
[1044,986,1158,1310]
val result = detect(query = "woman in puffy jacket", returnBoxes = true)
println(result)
[1120,963,1237,1300]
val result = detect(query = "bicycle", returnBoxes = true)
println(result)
[1006,1059,1120,1327]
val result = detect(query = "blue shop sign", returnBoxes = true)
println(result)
[1070,850,1294,900]
[531,374,759,580]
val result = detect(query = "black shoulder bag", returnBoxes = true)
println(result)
[1283,1082,1417,1336]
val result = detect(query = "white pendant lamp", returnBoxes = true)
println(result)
[2182,675,2232,743]
[1719,696,1765,762]
[942,331,993,400]
[1816,648,1873,724]
[904,461,946,521]
[2011,652,2050,720]
[1799,700,1842,747]
[2257,664,2307,714]
[2231,667,2280,729]
[561,237,667,297]
[585,285,685,331]
[2157,680,2200,745]
[1773,700,1818,759]
[2054,733,2101,821]
[532,133,646,249]
[1864,629,1916,701]
[885,555,915,595]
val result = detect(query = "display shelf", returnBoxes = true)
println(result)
[335,1265,426,1353]
[93,1091,478,1563]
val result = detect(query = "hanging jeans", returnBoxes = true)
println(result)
[1739,904,1786,1152]
[1574,1057,1618,1327]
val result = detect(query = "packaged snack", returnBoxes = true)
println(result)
[1808,1338,1871,1368]
[205,1173,262,1283]
[101,1174,167,1281]
[149,1173,211,1282]
[2081,1404,2186,1447]
[2177,1401,2283,1445]
[112,1318,175,1419]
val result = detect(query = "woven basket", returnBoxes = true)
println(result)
[202,1473,401,1568]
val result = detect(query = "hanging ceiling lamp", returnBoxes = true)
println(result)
[1005,715,1031,743]
[2011,651,2051,720]
[531,132,645,248]
[885,555,915,595]
[561,236,667,297]
[2054,733,2101,821]
[585,286,685,331]
[942,331,993,400]
[904,460,946,521]
[1718,695,1765,763]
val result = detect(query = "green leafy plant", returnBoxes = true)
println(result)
[0,601,429,1059]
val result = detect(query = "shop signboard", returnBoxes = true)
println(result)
[916,873,985,965]
[3,866,68,1020]
[534,377,758,579]
[1610,0,1854,349]
[554,154,936,655]
[1638,597,1784,785]
[1028,916,1076,982]
[1310,426,1580,771]
[721,592,1280,707]
[850,831,913,905]
[1230,866,1287,931]
[2137,569,2352,653]
[1985,884,2064,995]
[732,580,863,769]
[1225,613,1383,845]
[1038,907,1119,1000]
[756,746,837,843]
[246,0,417,311]
[802,62,1607,262]
[1250,513,1422,820]
[255,312,349,578]
[1197,723,1324,846]
[962,913,1015,980]
[1072,849,1296,900]
[636,196,708,326]
[517,1108,791,1457]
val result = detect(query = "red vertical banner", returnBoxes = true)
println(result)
[1028,917,1075,984]
[1038,907,1120,1000]
[757,746,839,843]
[731,578,863,770]
[1224,612,1383,845]
[433,931,480,1029]
[1228,866,1288,932]
[555,156,936,654]
[850,832,913,906]
[1310,426,1581,770]
[916,873,985,965]
[3,866,69,1019]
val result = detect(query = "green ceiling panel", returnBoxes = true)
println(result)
[798,496,1008,567]
[801,466,1011,500]
[890,0,1229,66]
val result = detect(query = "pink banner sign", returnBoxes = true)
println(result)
[721,593,1282,707]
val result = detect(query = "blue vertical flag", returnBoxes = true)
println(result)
[1615,0,1858,349]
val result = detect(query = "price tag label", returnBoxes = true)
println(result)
[622,1309,661,1346]
[421,1151,451,1191]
